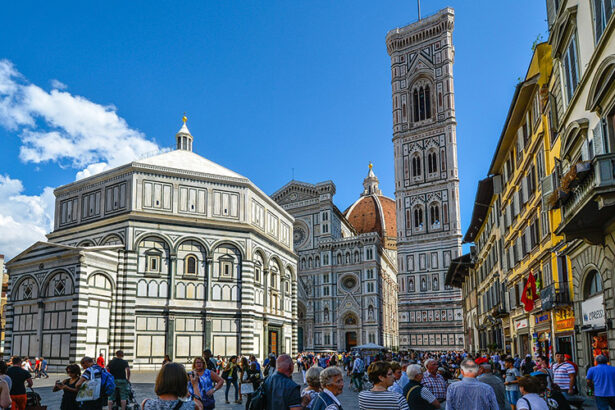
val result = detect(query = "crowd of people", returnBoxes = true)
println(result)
[1,349,613,410]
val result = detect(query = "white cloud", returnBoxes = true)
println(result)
[0,59,160,175]
[0,59,163,258]
[0,175,55,259]
[50,79,67,90]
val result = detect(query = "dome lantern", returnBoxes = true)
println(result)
[176,114,193,152]
[362,162,382,196]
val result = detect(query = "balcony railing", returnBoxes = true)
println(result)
[556,153,615,244]
[540,282,572,310]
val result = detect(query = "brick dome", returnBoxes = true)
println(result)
[343,164,397,247]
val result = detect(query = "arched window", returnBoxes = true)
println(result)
[406,209,412,229]
[414,207,424,229]
[185,255,197,275]
[425,85,431,119]
[308,257,313,268]
[443,203,449,224]
[430,203,440,226]
[584,270,603,298]
[427,151,438,174]
[413,89,419,121]
[413,84,432,122]
[412,154,422,177]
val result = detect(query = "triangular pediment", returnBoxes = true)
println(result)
[271,181,320,205]
[407,53,434,76]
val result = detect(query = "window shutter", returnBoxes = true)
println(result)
[521,177,529,204]
[517,127,524,151]
[525,227,532,253]
[593,120,604,156]
[513,191,520,216]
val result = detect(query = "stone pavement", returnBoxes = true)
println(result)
[31,370,361,409]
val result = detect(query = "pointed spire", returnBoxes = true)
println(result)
[176,113,193,151]
[362,162,382,196]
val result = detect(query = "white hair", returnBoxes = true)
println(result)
[406,364,423,380]
[320,366,343,387]
[460,359,479,374]
[424,358,437,368]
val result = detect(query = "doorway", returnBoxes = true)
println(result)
[298,327,304,352]
[268,329,279,356]
[345,332,357,351]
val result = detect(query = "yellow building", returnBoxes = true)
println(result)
[488,42,574,359]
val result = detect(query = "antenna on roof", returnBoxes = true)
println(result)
[417,0,421,20]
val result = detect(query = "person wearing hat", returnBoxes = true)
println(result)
[587,355,615,410]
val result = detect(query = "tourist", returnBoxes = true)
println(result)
[444,359,498,410]
[249,355,261,372]
[532,356,552,391]
[388,361,404,395]
[222,355,240,404]
[142,362,203,409]
[188,356,223,410]
[399,360,410,389]
[421,359,447,405]
[21,358,32,373]
[504,357,521,410]
[162,355,172,366]
[40,357,49,378]
[53,364,81,410]
[297,355,308,385]
[552,352,576,400]
[358,361,408,409]
[0,376,10,410]
[586,355,615,410]
[301,366,323,409]
[74,356,107,410]
[516,376,548,410]
[311,367,344,410]
[263,354,276,378]
[7,356,32,410]
[262,354,302,410]
[239,357,254,408]
[34,357,41,378]
[0,361,11,392]
[521,355,535,376]
[203,350,217,372]
[97,353,106,368]
[244,361,262,410]
[402,364,440,409]
[478,363,507,410]
[530,372,570,410]
[107,350,131,410]
[351,354,365,391]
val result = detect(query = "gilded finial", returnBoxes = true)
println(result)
[182,112,187,124]
[369,162,373,169]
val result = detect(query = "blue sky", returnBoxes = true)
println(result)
[0,1,548,258]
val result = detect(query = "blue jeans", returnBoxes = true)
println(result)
[225,379,239,401]
[596,396,615,410]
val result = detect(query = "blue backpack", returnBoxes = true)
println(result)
[91,365,116,397]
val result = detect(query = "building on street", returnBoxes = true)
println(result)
[5,119,298,370]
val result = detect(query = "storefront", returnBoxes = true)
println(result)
[514,317,530,356]
[532,312,551,360]
[554,307,575,359]
[581,293,609,365]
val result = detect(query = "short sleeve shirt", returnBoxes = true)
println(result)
[264,372,301,410]
[586,364,615,397]
[6,366,31,395]
[552,362,575,390]
[107,358,129,380]
[505,368,520,391]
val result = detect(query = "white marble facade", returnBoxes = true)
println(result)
[5,122,297,370]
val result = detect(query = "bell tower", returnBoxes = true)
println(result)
[386,8,464,351]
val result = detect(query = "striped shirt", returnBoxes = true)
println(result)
[358,390,409,410]
[552,362,575,390]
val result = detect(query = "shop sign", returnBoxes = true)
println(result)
[534,312,550,326]
[555,308,575,332]
[582,295,605,328]
[515,318,528,330]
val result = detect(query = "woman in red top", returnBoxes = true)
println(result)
[96,354,105,368]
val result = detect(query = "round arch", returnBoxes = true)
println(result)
[41,269,75,297]
[86,271,116,291]
[582,267,603,299]
[209,239,246,260]
[11,274,39,302]
[133,232,174,251]
[252,247,269,267]
[173,236,209,255]
[101,233,124,246]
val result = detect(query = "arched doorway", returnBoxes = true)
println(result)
[342,313,359,351]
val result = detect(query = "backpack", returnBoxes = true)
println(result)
[99,367,116,397]
[248,383,266,410]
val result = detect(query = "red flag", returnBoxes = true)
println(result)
[521,271,538,312]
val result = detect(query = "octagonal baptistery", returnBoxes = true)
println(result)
[5,119,297,370]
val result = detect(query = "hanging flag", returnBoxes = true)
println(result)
[521,271,538,312]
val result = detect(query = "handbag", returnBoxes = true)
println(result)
[76,368,102,402]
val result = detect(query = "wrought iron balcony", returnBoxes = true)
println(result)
[556,153,615,244]
[540,282,572,310]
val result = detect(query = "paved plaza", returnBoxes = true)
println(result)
[32,370,361,409]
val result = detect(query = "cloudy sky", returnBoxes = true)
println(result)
[0,1,547,258]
